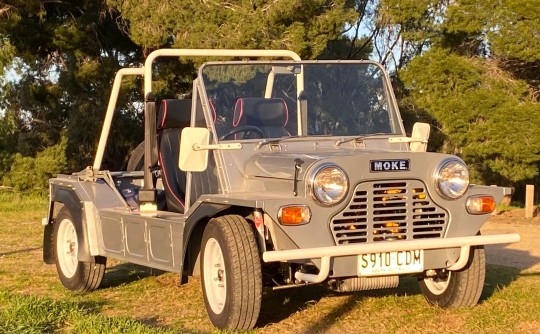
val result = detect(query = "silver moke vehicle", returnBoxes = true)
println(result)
[42,49,520,330]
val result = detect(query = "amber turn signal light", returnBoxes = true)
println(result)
[278,205,311,225]
[466,195,496,214]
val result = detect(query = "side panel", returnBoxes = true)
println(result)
[99,210,185,272]
[125,218,147,259]
[148,222,174,264]
[101,215,124,254]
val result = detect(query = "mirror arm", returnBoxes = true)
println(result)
[193,143,243,151]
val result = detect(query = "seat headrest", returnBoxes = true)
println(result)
[233,98,288,127]
[158,99,192,130]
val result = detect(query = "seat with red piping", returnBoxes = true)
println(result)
[157,99,192,213]
[232,98,290,138]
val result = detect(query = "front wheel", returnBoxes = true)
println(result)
[200,215,262,330]
[54,208,106,292]
[418,246,485,308]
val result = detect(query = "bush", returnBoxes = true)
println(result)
[2,137,67,194]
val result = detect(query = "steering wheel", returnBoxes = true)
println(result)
[219,125,264,140]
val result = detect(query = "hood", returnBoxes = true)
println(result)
[244,150,362,180]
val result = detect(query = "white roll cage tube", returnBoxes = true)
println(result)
[93,49,301,171]
[93,67,144,170]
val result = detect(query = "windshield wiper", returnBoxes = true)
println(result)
[334,133,388,147]
[256,135,300,149]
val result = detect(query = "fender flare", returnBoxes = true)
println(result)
[181,202,232,276]
[44,186,94,263]
[183,202,231,247]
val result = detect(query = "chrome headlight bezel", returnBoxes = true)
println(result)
[310,164,349,206]
[434,158,470,199]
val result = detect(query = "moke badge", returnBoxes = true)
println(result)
[370,159,410,172]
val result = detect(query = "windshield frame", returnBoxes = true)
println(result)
[197,60,405,143]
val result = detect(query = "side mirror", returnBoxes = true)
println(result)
[179,127,210,172]
[410,122,430,152]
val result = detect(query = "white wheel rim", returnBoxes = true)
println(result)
[57,218,78,278]
[424,272,452,295]
[203,237,227,314]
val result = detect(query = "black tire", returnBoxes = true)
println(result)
[418,246,485,308]
[200,215,262,330]
[127,141,145,172]
[53,208,106,292]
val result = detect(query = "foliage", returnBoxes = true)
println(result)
[379,0,540,187]
[0,1,370,194]
[2,137,67,192]
[1,0,540,191]
[400,49,540,184]
[106,0,358,60]
[0,109,19,180]
[0,0,143,175]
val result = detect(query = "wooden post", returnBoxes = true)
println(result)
[525,184,535,218]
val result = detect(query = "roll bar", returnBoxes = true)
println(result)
[93,49,301,172]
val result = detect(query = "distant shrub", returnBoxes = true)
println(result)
[2,137,67,194]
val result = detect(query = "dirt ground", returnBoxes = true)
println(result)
[482,208,540,272]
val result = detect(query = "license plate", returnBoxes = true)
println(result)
[358,250,424,276]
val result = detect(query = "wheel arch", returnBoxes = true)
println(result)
[43,186,94,264]
[182,203,255,277]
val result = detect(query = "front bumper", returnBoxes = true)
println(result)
[262,233,520,283]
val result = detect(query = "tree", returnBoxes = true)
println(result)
[362,0,540,187]
[400,48,540,185]
[106,0,359,59]
[0,109,19,181]
[0,0,144,173]
[1,0,370,193]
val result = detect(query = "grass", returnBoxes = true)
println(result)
[0,290,177,334]
[0,195,539,333]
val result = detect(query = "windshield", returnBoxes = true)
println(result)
[200,61,403,141]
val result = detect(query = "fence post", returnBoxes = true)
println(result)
[525,184,535,218]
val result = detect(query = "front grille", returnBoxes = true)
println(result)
[331,180,448,244]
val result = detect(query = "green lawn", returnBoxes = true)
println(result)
[1,194,539,333]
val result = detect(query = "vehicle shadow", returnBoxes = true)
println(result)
[258,285,328,326]
[0,246,41,257]
[257,282,416,329]
[481,264,523,302]
[482,245,540,301]
[257,261,530,330]
[100,262,167,289]
[485,243,540,273]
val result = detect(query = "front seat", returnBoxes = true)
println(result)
[232,98,290,138]
[157,99,192,213]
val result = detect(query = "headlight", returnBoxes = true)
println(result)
[311,165,348,206]
[435,159,469,199]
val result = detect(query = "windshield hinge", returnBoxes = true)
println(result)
[293,158,304,196]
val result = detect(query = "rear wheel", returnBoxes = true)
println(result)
[419,246,485,307]
[200,215,262,330]
[54,208,106,292]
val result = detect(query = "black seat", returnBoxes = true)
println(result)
[157,99,192,213]
[232,98,290,138]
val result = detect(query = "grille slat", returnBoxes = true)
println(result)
[330,180,448,244]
